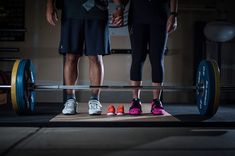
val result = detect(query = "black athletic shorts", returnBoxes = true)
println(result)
[59,18,110,56]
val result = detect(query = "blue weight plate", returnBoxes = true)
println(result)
[21,59,36,113]
[196,60,215,116]
[15,59,36,114]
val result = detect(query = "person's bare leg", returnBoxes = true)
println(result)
[87,55,103,115]
[151,82,164,115]
[129,80,142,115]
[88,55,104,98]
[64,53,81,97]
[152,82,162,100]
[62,53,81,115]
[131,80,141,99]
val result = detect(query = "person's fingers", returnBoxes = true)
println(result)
[46,7,58,26]
[115,19,124,26]
[52,13,58,25]
[47,12,55,26]
[54,11,58,22]
[113,18,124,26]
[111,15,124,26]
[111,14,117,24]
[50,15,56,26]
[49,16,55,26]
[114,16,122,23]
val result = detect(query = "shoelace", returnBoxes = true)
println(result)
[89,100,102,109]
[64,100,75,108]
[130,100,141,109]
[152,101,163,109]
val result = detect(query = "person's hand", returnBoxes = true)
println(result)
[112,8,124,27]
[46,3,58,26]
[167,15,177,34]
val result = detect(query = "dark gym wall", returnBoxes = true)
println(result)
[0,0,235,103]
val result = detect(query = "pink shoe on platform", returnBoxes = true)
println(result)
[151,99,164,115]
[129,99,142,115]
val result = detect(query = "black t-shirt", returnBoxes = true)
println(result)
[128,0,170,24]
[61,0,109,20]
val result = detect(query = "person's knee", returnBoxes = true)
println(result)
[65,54,80,65]
[131,58,145,70]
[89,55,103,65]
[130,62,143,81]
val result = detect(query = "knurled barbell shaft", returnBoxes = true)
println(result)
[34,85,198,91]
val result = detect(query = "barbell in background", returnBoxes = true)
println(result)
[0,59,233,117]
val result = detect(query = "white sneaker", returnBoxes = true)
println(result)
[88,99,102,115]
[62,99,78,115]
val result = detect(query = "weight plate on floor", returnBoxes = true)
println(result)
[27,60,36,112]
[11,60,21,113]
[16,59,27,114]
[11,59,36,114]
[196,59,219,116]
[211,60,220,115]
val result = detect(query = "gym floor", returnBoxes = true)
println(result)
[0,103,235,156]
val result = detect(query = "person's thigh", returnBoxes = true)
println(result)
[84,19,110,56]
[129,23,149,61]
[59,18,85,55]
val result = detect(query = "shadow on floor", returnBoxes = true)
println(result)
[172,114,210,122]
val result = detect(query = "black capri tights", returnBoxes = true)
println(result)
[129,23,168,83]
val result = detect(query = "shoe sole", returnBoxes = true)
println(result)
[89,110,102,115]
[117,112,124,116]
[107,112,115,116]
[129,113,141,115]
[129,108,142,115]
[62,112,76,115]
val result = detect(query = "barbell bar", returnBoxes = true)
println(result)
[3,84,233,91]
[0,84,199,91]
[0,59,223,117]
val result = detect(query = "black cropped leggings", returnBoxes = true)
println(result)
[129,23,168,83]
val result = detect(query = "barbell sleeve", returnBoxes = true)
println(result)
[0,85,11,88]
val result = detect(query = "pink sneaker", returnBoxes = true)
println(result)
[151,99,164,115]
[129,99,142,115]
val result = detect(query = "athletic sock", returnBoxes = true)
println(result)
[153,98,160,102]
[133,98,140,101]
[66,94,76,101]
[90,95,99,101]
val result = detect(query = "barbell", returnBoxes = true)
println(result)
[0,59,229,117]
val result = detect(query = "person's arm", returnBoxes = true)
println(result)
[112,0,128,9]
[167,0,178,34]
[112,0,128,26]
[170,0,178,14]
[46,0,58,26]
